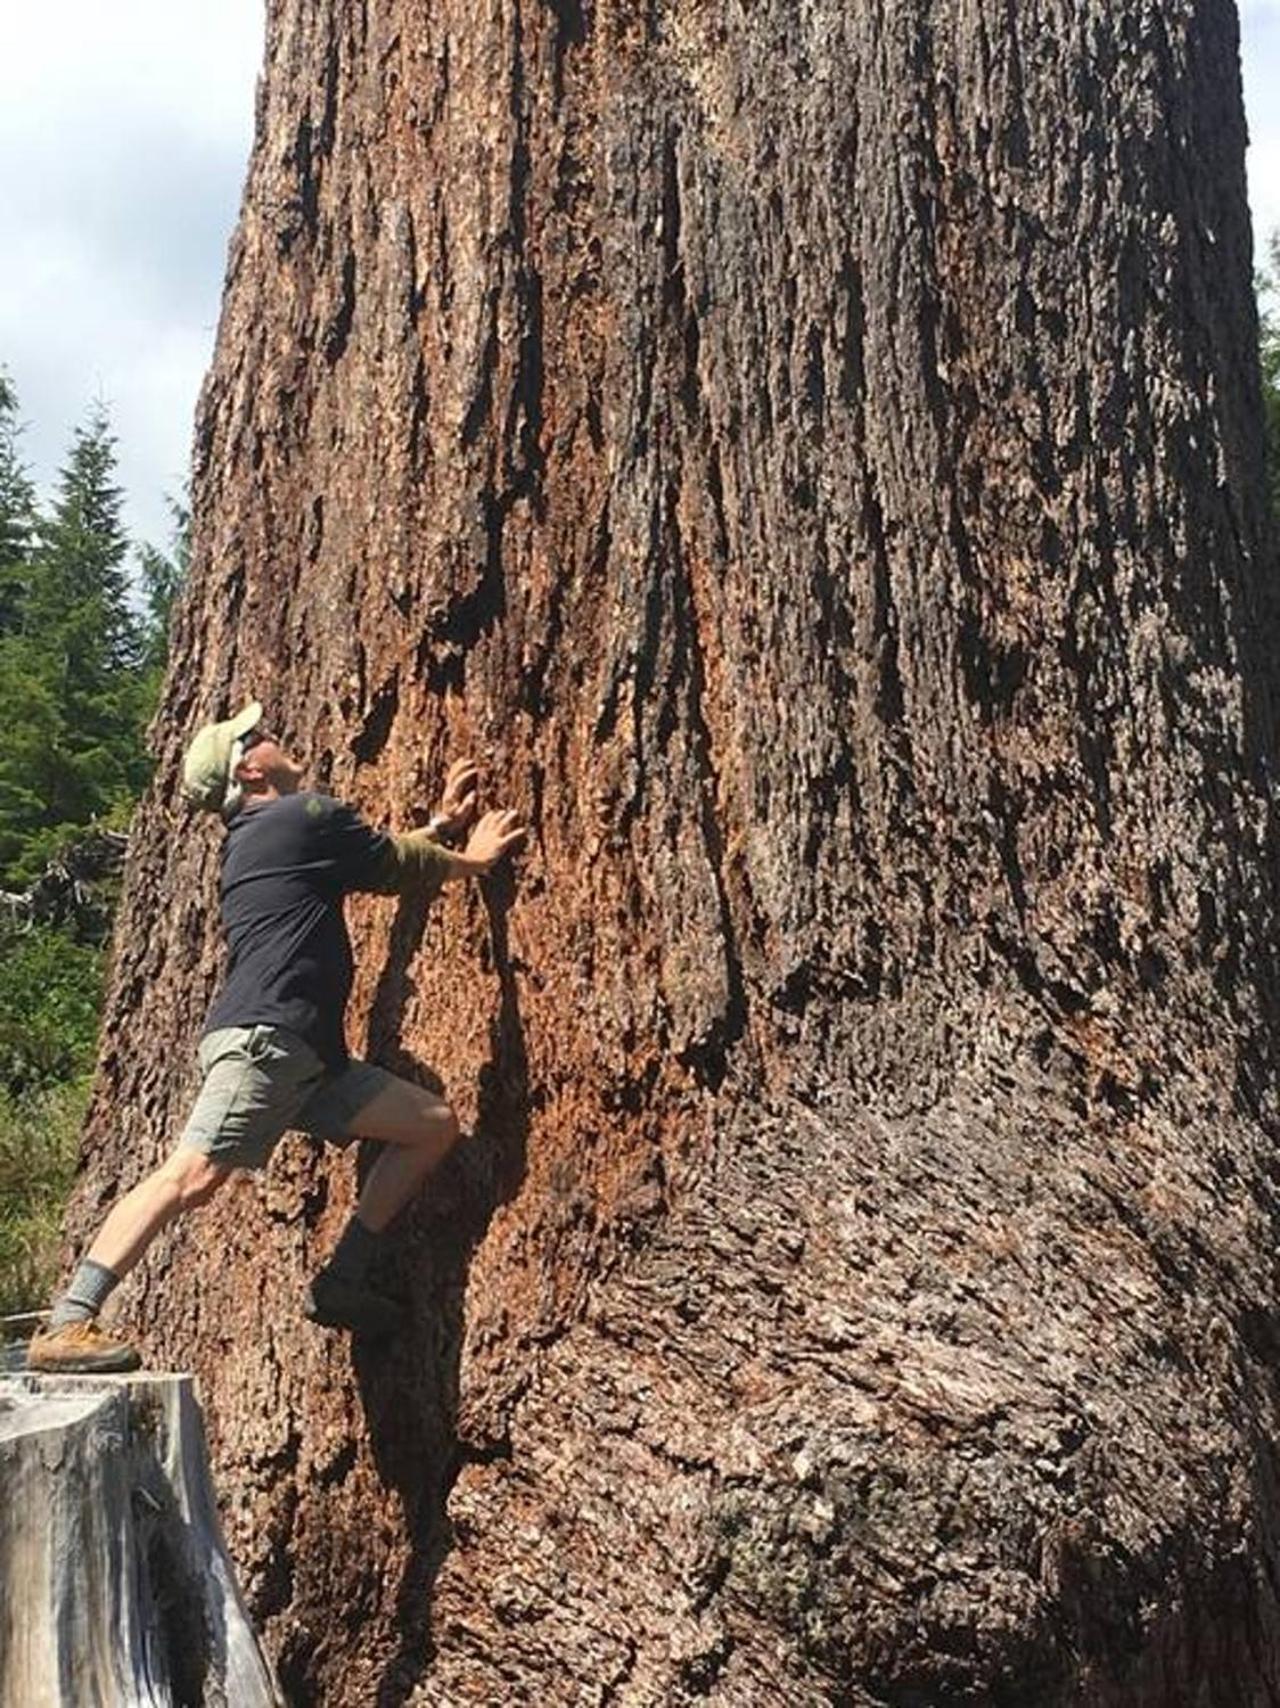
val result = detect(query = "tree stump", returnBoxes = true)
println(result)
[0,1371,281,1707]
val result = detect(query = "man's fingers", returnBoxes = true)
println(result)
[445,760,481,798]
[441,759,482,819]
[468,806,527,867]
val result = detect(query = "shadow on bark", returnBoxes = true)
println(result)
[346,873,530,1708]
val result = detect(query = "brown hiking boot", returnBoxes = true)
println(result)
[26,1318,141,1374]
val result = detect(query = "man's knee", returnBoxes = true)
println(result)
[156,1146,232,1210]
[425,1097,460,1152]
[345,1078,462,1151]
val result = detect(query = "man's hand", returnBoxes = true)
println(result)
[436,757,481,840]
[462,808,527,872]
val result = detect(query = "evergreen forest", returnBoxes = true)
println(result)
[0,369,184,1313]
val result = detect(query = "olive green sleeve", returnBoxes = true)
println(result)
[358,829,452,899]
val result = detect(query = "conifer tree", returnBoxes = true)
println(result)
[136,489,190,685]
[0,372,36,634]
[0,405,146,880]
[1261,233,1280,522]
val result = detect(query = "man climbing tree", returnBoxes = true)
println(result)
[30,700,525,1371]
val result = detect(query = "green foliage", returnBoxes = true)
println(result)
[0,1078,89,1315]
[0,923,104,1096]
[0,371,36,637]
[0,398,156,883]
[1261,231,1280,526]
[136,488,190,698]
[0,378,183,1313]
[0,879,111,1317]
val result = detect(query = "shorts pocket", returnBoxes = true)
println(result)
[244,1024,276,1063]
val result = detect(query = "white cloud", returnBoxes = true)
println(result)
[0,2,262,551]
[0,4,262,151]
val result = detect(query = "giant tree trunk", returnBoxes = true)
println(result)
[68,1,1280,1701]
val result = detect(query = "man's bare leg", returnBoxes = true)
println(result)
[83,1147,234,1279]
[28,1148,232,1371]
[352,1083,460,1230]
[306,1079,460,1335]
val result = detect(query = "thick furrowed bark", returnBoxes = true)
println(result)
[65,2,1280,1701]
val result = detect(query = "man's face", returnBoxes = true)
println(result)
[237,727,305,794]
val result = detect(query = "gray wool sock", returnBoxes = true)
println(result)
[50,1258,120,1329]
[322,1216,382,1285]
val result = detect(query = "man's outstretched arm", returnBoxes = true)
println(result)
[361,807,526,897]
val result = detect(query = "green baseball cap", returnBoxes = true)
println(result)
[181,699,263,815]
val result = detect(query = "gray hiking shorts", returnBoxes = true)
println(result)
[178,1024,395,1171]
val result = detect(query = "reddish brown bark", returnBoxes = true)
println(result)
[70,1,1280,1701]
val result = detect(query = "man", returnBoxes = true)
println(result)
[28,698,525,1373]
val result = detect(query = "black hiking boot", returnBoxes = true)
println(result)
[303,1271,405,1339]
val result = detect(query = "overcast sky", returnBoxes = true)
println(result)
[1,2,1278,560]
